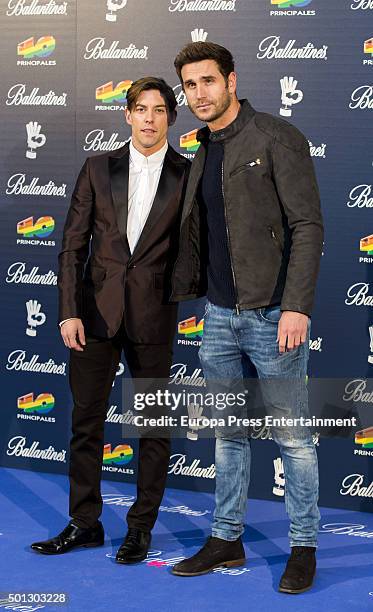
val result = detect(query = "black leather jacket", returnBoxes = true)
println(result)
[170,99,323,317]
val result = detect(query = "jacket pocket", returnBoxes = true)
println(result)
[230,160,262,177]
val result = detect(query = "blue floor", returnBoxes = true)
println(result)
[1,467,373,612]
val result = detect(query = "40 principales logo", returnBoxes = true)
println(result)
[270,0,315,17]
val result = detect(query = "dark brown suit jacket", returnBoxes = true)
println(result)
[58,142,190,343]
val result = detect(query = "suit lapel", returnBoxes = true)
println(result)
[131,149,184,258]
[109,145,131,256]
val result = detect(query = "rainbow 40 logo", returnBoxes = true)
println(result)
[96,80,132,104]
[103,444,133,465]
[271,0,313,6]
[17,216,55,239]
[178,316,204,339]
[180,129,200,153]
[17,36,56,59]
[18,393,55,414]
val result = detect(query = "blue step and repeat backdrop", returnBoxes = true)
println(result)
[1,0,373,512]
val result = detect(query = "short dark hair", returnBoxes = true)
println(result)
[126,76,177,124]
[174,42,235,84]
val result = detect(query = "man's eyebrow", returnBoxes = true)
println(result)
[184,75,216,84]
[135,103,167,108]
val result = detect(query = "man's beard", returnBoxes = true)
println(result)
[191,89,232,123]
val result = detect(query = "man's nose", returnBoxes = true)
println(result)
[196,84,206,99]
[144,111,154,123]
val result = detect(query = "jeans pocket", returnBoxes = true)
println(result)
[259,305,282,324]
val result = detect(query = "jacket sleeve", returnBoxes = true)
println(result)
[57,158,93,323]
[272,123,324,317]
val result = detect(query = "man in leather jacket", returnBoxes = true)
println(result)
[170,42,323,594]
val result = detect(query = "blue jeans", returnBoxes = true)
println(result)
[199,301,320,548]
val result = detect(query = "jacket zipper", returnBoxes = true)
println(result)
[222,160,240,315]
[268,226,282,253]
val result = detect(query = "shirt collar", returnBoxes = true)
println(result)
[129,139,168,171]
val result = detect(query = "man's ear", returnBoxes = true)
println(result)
[124,106,132,126]
[227,71,237,95]
[168,108,177,127]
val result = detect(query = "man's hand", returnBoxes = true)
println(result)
[277,311,309,354]
[60,318,86,351]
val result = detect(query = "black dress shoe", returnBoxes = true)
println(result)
[30,521,104,555]
[115,528,151,564]
[171,536,245,577]
[279,546,316,594]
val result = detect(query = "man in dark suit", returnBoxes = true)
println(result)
[30,77,190,563]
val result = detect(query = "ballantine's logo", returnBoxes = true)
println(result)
[257,36,328,60]
[17,36,56,66]
[95,80,132,111]
[347,184,373,208]
[6,436,66,462]
[6,174,66,197]
[102,494,210,516]
[320,522,373,538]
[17,392,55,425]
[6,350,66,375]
[180,129,200,158]
[168,453,215,478]
[169,363,206,387]
[84,38,148,60]
[103,443,133,465]
[270,0,315,16]
[368,326,373,364]
[173,84,188,107]
[6,262,57,285]
[308,141,326,158]
[343,378,373,405]
[7,84,67,107]
[84,130,129,152]
[106,405,136,425]
[17,216,55,239]
[169,0,237,11]
[340,474,373,497]
[350,0,373,9]
[6,0,68,16]
[355,426,373,449]
[349,85,373,109]
[345,282,373,307]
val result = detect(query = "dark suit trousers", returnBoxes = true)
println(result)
[68,320,173,531]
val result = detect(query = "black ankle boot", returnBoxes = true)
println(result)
[279,546,316,594]
[172,536,246,577]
